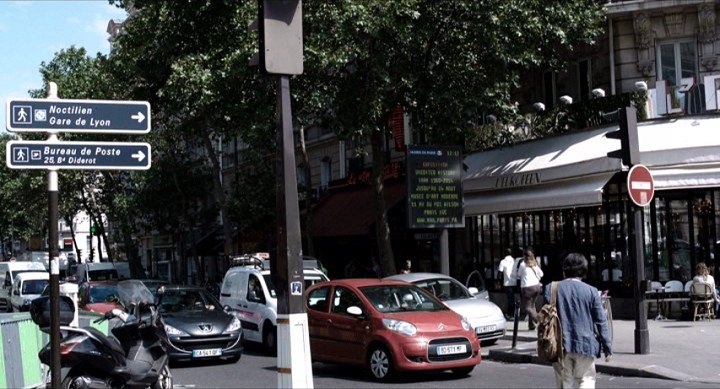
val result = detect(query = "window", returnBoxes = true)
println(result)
[307,286,330,312]
[320,157,331,194]
[656,40,698,111]
[331,287,363,316]
[247,274,265,303]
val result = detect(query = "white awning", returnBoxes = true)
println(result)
[464,173,614,215]
[652,166,720,190]
[463,115,720,215]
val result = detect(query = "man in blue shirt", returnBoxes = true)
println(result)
[545,253,612,388]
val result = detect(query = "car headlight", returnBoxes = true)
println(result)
[461,316,472,332]
[225,316,242,333]
[23,298,32,305]
[382,318,417,336]
[164,324,188,336]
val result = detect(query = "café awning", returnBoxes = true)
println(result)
[463,115,720,215]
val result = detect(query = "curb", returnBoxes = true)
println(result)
[487,346,720,383]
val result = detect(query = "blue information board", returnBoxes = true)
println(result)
[6,98,151,133]
[6,141,152,170]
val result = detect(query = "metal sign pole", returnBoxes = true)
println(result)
[46,83,61,388]
[274,75,313,388]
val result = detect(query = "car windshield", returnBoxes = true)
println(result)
[89,284,119,303]
[413,278,470,301]
[160,289,221,313]
[89,269,118,281]
[117,280,155,307]
[360,284,448,313]
[22,279,48,294]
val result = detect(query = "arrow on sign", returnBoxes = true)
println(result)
[131,150,146,162]
[131,112,146,123]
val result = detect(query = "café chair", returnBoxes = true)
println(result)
[647,281,664,319]
[664,280,684,316]
[690,283,715,321]
[684,280,694,292]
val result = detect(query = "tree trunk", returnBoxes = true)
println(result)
[299,126,315,256]
[199,124,234,268]
[370,127,396,276]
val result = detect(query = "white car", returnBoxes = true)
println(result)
[219,255,329,353]
[385,272,507,344]
[9,271,49,312]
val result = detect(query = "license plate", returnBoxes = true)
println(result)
[437,344,467,355]
[476,324,496,333]
[192,348,222,358]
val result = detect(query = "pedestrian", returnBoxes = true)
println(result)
[518,247,543,330]
[400,260,412,274]
[497,248,519,319]
[547,253,612,389]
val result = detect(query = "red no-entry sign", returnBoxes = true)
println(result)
[627,164,654,207]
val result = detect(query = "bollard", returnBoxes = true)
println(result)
[511,298,520,348]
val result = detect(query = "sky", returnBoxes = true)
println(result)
[0,0,127,132]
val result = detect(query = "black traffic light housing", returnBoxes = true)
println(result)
[606,106,640,166]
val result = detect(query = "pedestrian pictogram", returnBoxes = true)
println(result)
[627,164,654,207]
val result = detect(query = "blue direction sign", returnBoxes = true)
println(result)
[6,98,151,134]
[6,141,151,170]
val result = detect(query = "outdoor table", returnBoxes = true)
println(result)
[644,290,690,320]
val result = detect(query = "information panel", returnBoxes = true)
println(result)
[406,145,464,229]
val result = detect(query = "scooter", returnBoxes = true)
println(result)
[30,280,172,389]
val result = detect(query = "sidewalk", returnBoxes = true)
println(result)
[487,318,720,384]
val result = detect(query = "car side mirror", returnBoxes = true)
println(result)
[468,287,479,296]
[13,289,19,296]
[346,306,363,317]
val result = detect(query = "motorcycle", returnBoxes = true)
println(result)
[30,280,172,389]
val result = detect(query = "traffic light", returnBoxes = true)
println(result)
[249,0,303,75]
[606,106,640,166]
[90,224,97,235]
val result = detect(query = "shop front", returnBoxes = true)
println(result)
[462,115,720,304]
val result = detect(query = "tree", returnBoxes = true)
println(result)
[299,0,605,275]
[109,0,277,268]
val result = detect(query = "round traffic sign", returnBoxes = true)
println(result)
[627,164,654,207]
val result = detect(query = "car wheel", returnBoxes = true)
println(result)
[367,345,394,381]
[151,364,172,389]
[6,304,12,313]
[263,324,277,355]
[451,366,475,376]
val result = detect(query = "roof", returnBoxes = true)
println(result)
[312,182,406,237]
[316,278,412,288]
[14,271,49,280]
[385,272,455,283]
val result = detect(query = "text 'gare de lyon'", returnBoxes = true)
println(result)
[46,105,109,127]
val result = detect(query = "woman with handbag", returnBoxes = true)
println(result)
[518,248,544,330]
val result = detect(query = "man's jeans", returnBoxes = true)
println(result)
[552,353,596,389]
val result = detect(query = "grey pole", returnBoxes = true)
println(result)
[274,75,313,387]
[631,205,649,354]
[46,82,61,387]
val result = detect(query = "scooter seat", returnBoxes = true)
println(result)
[85,326,125,356]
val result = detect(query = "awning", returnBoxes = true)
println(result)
[463,126,622,215]
[464,173,615,215]
[463,115,720,215]
[312,182,406,237]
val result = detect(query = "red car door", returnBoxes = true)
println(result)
[325,286,370,365]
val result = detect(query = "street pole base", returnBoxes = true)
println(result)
[634,328,649,354]
[277,313,314,388]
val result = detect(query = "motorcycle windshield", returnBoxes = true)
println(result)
[117,279,155,308]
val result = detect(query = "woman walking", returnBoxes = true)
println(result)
[518,248,544,330]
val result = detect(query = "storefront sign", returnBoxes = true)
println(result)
[406,145,464,228]
[494,172,542,188]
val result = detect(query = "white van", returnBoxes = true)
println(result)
[219,255,328,353]
[9,271,49,312]
[0,261,47,311]
[75,262,119,284]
